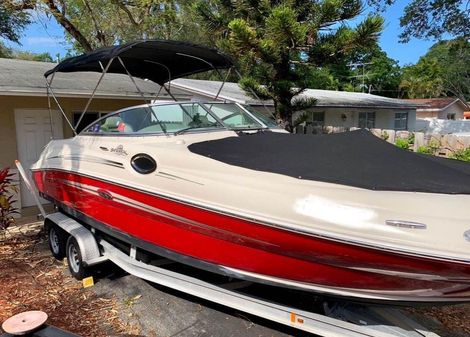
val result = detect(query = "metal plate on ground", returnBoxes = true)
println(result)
[2,311,48,335]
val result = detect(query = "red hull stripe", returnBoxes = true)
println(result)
[33,169,470,299]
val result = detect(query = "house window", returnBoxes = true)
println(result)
[358,112,375,129]
[447,113,456,120]
[394,112,408,130]
[310,112,325,126]
[73,112,106,133]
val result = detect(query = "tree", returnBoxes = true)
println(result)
[400,57,444,98]
[348,48,402,97]
[34,0,192,52]
[399,0,469,42]
[0,1,31,43]
[399,39,470,105]
[427,39,470,106]
[194,1,383,130]
[368,0,469,42]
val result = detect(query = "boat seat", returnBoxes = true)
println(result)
[100,116,134,133]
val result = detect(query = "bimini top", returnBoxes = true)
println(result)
[189,129,470,194]
[44,40,233,85]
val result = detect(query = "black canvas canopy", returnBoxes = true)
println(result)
[189,130,470,194]
[44,40,233,84]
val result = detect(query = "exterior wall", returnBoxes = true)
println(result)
[0,95,145,168]
[417,102,466,120]
[416,111,438,119]
[438,103,465,120]
[294,107,416,131]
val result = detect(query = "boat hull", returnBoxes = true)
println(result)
[33,169,470,304]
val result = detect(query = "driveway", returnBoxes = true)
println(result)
[91,266,311,337]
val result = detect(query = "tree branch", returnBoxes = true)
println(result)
[43,0,93,51]
[112,0,139,26]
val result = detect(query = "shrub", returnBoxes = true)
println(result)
[417,145,434,155]
[396,138,411,150]
[451,147,470,162]
[0,168,19,231]
[395,133,415,150]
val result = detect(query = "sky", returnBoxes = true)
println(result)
[3,2,436,66]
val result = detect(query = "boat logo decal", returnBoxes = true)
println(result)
[385,220,427,230]
[110,145,128,156]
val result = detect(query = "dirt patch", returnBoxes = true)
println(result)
[409,304,470,337]
[0,223,140,337]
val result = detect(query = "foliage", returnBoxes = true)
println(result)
[193,0,384,130]
[451,147,470,162]
[341,46,402,97]
[6,1,199,53]
[400,55,444,99]
[0,41,54,62]
[417,145,434,155]
[400,39,470,102]
[395,138,410,149]
[381,130,389,141]
[395,133,414,150]
[0,1,31,43]
[368,0,469,42]
[0,168,19,231]
[399,0,470,42]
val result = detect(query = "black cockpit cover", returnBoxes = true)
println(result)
[44,40,233,84]
[189,130,470,194]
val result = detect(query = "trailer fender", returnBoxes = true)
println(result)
[45,212,105,266]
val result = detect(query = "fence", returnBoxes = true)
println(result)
[293,125,470,158]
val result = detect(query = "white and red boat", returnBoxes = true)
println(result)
[32,40,470,304]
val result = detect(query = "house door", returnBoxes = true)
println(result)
[15,109,63,207]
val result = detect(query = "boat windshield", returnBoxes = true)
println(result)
[241,104,279,128]
[83,102,224,135]
[204,103,263,130]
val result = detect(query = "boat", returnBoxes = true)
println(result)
[31,40,470,304]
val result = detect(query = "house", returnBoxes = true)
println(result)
[0,58,190,209]
[172,79,419,131]
[406,98,469,120]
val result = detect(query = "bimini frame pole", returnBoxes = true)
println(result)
[143,59,176,102]
[214,67,231,101]
[75,58,115,132]
[119,57,153,104]
[44,77,77,135]
[175,52,228,101]
[46,72,55,138]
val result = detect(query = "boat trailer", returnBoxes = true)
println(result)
[39,210,440,337]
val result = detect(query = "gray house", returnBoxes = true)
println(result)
[172,79,419,130]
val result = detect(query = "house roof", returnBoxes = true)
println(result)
[172,79,420,109]
[406,98,465,111]
[0,58,190,100]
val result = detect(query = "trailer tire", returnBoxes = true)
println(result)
[46,223,67,260]
[66,236,88,280]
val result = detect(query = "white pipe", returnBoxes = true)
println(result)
[14,160,46,219]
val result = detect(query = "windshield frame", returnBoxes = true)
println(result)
[78,101,228,136]
[203,102,266,131]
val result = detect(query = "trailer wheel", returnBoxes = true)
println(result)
[66,236,88,280]
[46,223,67,260]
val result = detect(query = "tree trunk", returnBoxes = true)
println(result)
[44,0,93,52]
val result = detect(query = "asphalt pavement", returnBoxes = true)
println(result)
[91,264,313,337]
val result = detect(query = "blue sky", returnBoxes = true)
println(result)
[3,2,436,66]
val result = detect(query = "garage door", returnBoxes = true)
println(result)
[15,109,63,207]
